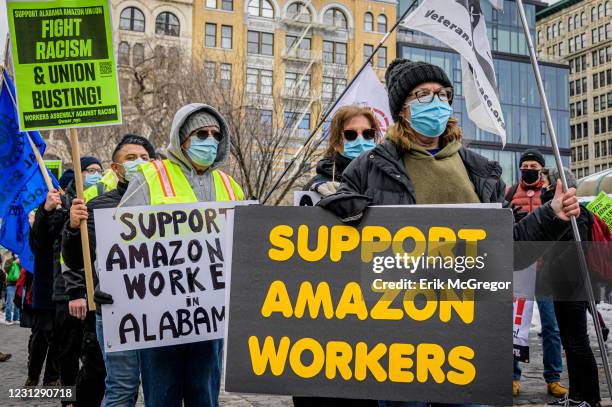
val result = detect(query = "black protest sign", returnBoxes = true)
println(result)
[225,206,513,404]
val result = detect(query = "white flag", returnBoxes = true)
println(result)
[489,0,503,11]
[330,64,394,137]
[402,0,506,144]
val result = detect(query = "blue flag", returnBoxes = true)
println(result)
[0,70,58,272]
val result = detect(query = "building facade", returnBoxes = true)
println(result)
[398,0,570,186]
[192,0,397,136]
[537,0,612,178]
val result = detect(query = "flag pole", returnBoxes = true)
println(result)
[260,0,418,205]
[516,0,612,397]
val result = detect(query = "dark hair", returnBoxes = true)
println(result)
[112,134,155,162]
[325,105,381,158]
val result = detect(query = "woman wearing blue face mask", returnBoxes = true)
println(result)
[303,106,381,199]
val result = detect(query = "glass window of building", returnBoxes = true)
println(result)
[118,42,130,66]
[220,64,231,87]
[120,7,145,32]
[132,43,145,66]
[222,0,233,11]
[248,0,274,18]
[599,4,604,19]
[206,0,216,8]
[285,112,310,130]
[377,15,387,32]
[364,12,373,31]
[324,8,348,29]
[581,12,587,26]
[377,46,387,68]
[322,76,346,100]
[323,41,347,64]
[568,17,573,32]
[286,35,311,58]
[592,7,597,21]
[204,61,216,81]
[246,68,273,94]
[364,44,373,65]
[607,1,612,16]
[156,12,180,36]
[285,72,310,96]
[221,25,233,49]
[247,31,274,55]
[205,23,216,48]
[287,2,311,23]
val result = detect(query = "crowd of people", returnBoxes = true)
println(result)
[0,58,609,407]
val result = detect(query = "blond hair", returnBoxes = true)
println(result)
[386,115,462,152]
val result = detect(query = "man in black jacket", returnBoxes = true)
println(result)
[62,134,155,407]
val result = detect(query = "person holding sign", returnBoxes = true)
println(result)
[304,106,382,198]
[62,134,155,407]
[118,104,244,407]
[318,59,581,407]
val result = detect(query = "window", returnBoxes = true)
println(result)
[246,68,273,94]
[377,46,387,68]
[604,139,609,156]
[247,31,274,55]
[204,61,216,81]
[364,44,373,64]
[118,42,130,65]
[156,12,180,36]
[324,8,347,29]
[284,111,310,130]
[596,142,601,158]
[581,12,587,26]
[133,43,145,66]
[569,17,574,32]
[248,0,274,18]
[119,7,145,32]
[364,12,373,31]
[323,41,347,64]
[221,0,233,11]
[592,7,597,21]
[584,122,589,138]
[377,14,387,32]
[547,26,552,40]
[285,72,310,97]
[287,2,311,23]
[322,76,347,100]
[154,45,166,68]
[538,30,543,44]
[205,23,216,48]
[206,0,216,8]
[599,4,604,19]
[594,73,599,90]
[607,1,612,16]
[595,96,600,112]
[221,25,232,49]
[220,63,231,88]
[596,119,600,134]
[593,28,599,44]
[286,35,311,58]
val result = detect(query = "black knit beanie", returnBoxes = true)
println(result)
[520,149,545,167]
[385,58,453,121]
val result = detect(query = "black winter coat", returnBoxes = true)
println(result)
[62,181,128,304]
[29,182,76,307]
[303,153,352,191]
[318,141,570,270]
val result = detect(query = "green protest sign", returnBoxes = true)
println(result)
[7,0,121,131]
[44,159,62,180]
[587,191,612,230]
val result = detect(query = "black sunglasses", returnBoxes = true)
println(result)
[343,129,377,141]
[192,129,223,142]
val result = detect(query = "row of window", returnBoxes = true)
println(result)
[569,55,587,75]
[573,139,612,162]
[594,163,611,173]
[205,23,233,49]
[119,7,180,36]
[364,45,387,68]
[246,0,350,30]
[203,61,233,89]
[593,70,612,91]
[117,43,181,70]
[570,100,588,119]
[591,23,612,45]
[569,77,587,97]
[568,33,587,53]
[570,122,589,140]
[572,144,590,162]
[205,0,234,11]
[538,2,612,42]
[594,116,612,135]
[592,46,612,68]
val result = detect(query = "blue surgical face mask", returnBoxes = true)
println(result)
[121,158,145,183]
[187,137,218,168]
[406,98,454,138]
[84,173,102,188]
[343,136,376,160]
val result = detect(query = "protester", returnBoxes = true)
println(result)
[116,104,244,407]
[304,105,381,198]
[26,188,64,387]
[63,134,155,407]
[318,58,581,407]
[4,254,21,325]
[507,150,566,398]
[540,168,601,407]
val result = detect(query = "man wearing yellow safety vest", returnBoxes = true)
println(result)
[83,169,118,203]
[119,104,244,407]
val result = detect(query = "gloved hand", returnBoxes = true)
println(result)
[314,181,341,197]
[94,289,114,306]
[509,203,528,223]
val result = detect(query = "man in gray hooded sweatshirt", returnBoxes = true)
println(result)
[119,103,244,407]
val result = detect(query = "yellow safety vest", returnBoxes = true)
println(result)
[84,170,118,203]
[139,159,244,204]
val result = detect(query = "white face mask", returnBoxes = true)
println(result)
[121,159,146,182]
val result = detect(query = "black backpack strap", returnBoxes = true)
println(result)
[505,184,519,203]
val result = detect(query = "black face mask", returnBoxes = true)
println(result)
[541,188,555,203]
[521,169,540,185]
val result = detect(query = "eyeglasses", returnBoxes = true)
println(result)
[83,168,102,175]
[343,129,377,141]
[192,129,222,142]
[408,87,453,104]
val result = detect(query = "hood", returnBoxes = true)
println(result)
[167,103,231,172]
[404,140,462,160]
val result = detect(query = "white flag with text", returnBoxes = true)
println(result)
[402,0,506,144]
[330,64,394,136]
